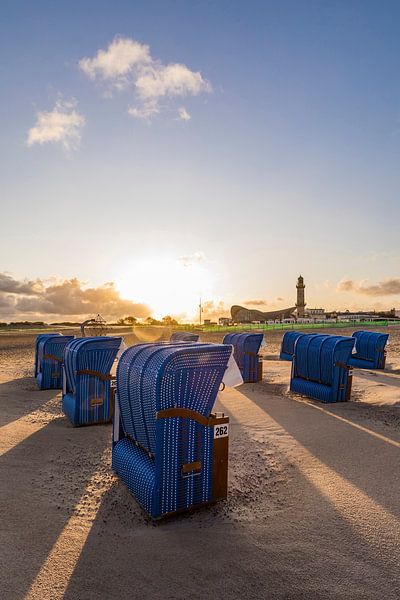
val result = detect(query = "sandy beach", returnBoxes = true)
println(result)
[1,326,400,599]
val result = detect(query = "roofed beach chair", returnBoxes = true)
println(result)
[35,334,75,390]
[290,335,355,403]
[112,342,232,519]
[62,336,122,426]
[223,332,264,382]
[170,331,200,342]
[348,331,389,370]
[280,332,320,361]
[35,333,61,377]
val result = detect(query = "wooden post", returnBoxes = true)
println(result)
[210,413,230,501]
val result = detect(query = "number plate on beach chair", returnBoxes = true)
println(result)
[90,397,104,407]
[214,423,229,438]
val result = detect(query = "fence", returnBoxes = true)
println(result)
[198,320,399,333]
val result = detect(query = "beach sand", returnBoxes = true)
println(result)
[1,326,400,599]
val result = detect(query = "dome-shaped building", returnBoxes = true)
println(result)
[230,275,306,323]
[230,304,296,323]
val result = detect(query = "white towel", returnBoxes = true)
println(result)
[222,350,243,388]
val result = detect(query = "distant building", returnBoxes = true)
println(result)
[230,275,302,323]
[230,305,296,323]
[306,308,326,320]
[295,275,306,318]
[307,308,325,316]
[218,317,233,326]
[228,277,399,326]
[334,310,397,322]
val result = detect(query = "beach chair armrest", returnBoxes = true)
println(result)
[76,369,113,381]
[156,408,210,426]
[43,353,63,363]
[156,408,229,427]
[335,361,352,371]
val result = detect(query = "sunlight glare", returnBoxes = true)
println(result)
[116,256,215,320]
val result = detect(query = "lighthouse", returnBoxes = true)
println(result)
[296,275,306,318]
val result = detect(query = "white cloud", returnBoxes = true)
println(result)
[0,272,151,320]
[128,100,159,120]
[337,277,400,297]
[177,107,191,121]
[27,99,85,151]
[79,36,211,121]
[79,37,151,81]
[135,63,210,100]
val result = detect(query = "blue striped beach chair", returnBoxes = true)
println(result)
[290,335,355,403]
[348,331,389,370]
[280,332,319,361]
[62,336,122,426]
[223,333,264,382]
[112,342,232,519]
[35,334,74,390]
[35,333,61,378]
[170,332,200,342]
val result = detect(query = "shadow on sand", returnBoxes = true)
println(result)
[242,385,400,522]
[0,377,60,428]
[62,423,400,600]
[0,412,111,600]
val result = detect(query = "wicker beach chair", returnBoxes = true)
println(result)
[280,332,320,361]
[170,331,200,342]
[62,336,122,426]
[35,334,74,390]
[348,331,389,370]
[34,333,61,378]
[112,342,232,519]
[223,332,264,382]
[290,335,355,403]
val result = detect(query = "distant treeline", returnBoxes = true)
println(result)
[115,316,179,326]
[0,321,50,328]
[0,321,82,329]
[0,315,182,329]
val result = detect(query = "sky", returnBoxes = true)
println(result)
[1,0,400,322]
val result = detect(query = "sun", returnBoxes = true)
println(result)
[115,256,215,320]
